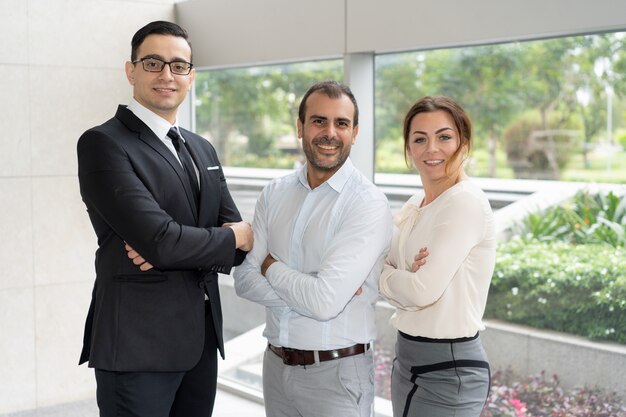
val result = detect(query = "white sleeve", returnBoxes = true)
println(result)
[233,188,290,308]
[379,262,420,311]
[265,197,393,321]
[379,191,485,309]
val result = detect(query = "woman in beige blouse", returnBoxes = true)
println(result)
[379,96,496,417]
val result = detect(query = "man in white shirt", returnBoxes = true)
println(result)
[234,80,393,417]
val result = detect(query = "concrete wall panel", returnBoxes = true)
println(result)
[0,288,36,414]
[0,178,33,291]
[0,67,31,177]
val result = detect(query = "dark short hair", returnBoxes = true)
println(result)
[131,21,192,62]
[298,80,359,127]
[403,96,472,169]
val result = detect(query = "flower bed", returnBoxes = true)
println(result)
[482,369,626,417]
[374,348,625,416]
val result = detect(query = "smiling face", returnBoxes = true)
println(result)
[297,91,358,188]
[407,110,466,186]
[125,34,195,124]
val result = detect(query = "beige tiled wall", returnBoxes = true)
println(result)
[34,282,96,407]
[0,1,29,65]
[29,67,130,177]
[0,179,33,291]
[0,69,31,177]
[0,287,36,412]
[0,0,175,414]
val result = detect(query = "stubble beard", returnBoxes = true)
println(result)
[303,135,351,172]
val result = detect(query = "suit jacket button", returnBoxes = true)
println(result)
[198,280,205,288]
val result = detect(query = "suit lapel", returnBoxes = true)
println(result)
[115,106,199,223]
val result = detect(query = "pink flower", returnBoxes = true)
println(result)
[510,398,528,417]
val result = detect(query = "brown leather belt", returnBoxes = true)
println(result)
[268,343,370,366]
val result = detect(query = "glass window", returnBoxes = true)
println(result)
[194,60,343,169]
[197,31,626,415]
[375,31,626,183]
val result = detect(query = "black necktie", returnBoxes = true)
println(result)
[167,127,200,209]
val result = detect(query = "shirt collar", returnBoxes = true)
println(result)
[297,157,355,192]
[127,98,181,141]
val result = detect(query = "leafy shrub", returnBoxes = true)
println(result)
[491,189,626,341]
[376,136,412,174]
[514,189,626,247]
[482,369,626,417]
[487,238,626,343]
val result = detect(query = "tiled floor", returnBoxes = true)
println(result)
[215,389,265,416]
[0,389,265,417]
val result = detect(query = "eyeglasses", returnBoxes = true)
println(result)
[132,57,194,75]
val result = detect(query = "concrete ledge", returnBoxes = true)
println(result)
[482,319,626,399]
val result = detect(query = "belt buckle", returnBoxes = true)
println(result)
[328,349,341,360]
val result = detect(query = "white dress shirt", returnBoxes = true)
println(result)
[379,180,496,339]
[127,99,199,180]
[234,159,393,350]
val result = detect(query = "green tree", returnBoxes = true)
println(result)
[375,53,425,140]
[571,33,626,167]
[423,44,526,177]
[195,61,342,167]
[519,38,578,130]
[375,52,427,172]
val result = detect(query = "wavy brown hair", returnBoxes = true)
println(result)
[403,96,472,177]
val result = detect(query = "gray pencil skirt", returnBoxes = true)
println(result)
[391,331,490,417]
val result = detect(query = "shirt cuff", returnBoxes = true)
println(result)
[265,260,288,285]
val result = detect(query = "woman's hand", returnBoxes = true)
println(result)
[411,247,429,272]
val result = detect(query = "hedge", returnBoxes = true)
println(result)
[486,237,626,344]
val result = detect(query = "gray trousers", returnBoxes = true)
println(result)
[262,346,375,417]
[391,332,490,417]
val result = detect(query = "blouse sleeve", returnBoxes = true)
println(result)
[379,189,487,309]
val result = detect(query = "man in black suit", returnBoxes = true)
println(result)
[77,21,253,417]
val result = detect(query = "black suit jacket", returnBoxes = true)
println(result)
[77,105,245,372]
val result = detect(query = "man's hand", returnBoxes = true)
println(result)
[411,247,429,272]
[224,221,253,251]
[124,243,154,271]
[259,252,364,295]
[261,253,277,277]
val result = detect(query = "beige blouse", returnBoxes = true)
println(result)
[379,180,496,339]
